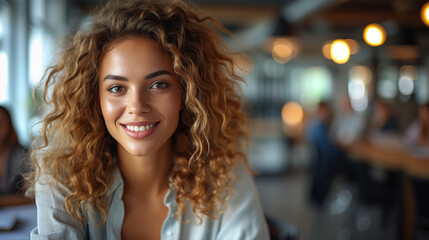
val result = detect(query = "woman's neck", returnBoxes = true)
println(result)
[117,142,172,199]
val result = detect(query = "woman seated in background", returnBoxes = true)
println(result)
[0,105,32,206]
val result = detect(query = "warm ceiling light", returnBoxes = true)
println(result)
[363,23,386,47]
[421,2,429,26]
[330,39,350,64]
[281,101,304,126]
[322,41,332,60]
[272,38,293,64]
[345,39,359,55]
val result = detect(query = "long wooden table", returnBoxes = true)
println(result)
[345,138,429,240]
[346,139,429,177]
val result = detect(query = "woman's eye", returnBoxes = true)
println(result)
[151,81,169,89]
[108,85,125,93]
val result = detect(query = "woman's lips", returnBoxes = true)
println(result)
[121,121,160,139]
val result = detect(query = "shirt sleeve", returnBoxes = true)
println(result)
[30,174,86,240]
[216,165,270,240]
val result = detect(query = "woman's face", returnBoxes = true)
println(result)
[99,36,183,157]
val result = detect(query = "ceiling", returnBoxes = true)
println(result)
[71,0,429,34]
[70,0,429,61]
[71,0,428,27]
[196,0,429,37]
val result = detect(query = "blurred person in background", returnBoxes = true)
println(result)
[0,105,32,206]
[364,99,403,150]
[306,101,346,207]
[330,95,366,147]
[306,99,360,209]
[403,103,429,156]
[370,99,399,134]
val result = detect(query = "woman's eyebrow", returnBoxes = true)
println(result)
[102,70,172,82]
[144,70,172,80]
[103,75,127,81]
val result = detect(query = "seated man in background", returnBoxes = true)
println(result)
[306,101,350,207]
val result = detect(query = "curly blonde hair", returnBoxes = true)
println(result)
[27,0,249,224]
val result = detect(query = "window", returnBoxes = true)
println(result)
[0,6,9,104]
[348,65,372,111]
[290,66,333,108]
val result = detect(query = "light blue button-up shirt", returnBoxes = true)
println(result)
[30,164,270,239]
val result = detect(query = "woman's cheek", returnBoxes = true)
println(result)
[101,95,126,123]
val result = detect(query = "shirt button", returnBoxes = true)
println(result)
[167,230,174,236]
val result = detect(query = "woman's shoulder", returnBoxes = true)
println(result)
[215,163,270,239]
[231,162,255,189]
[35,163,122,200]
[227,163,260,207]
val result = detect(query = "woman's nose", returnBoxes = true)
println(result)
[127,90,151,115]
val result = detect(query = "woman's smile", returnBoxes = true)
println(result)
[121,121,160,139]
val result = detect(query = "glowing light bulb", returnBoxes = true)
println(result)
[330,39,350,64]
[345,39,359,55]
[281,102,304,126]
[272,38,293,64]
[421,2,429,27]
[322,41,332,60]
[363,23,386,47]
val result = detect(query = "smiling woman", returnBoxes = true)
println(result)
[25,0,269,239]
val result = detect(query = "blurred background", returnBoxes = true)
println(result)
[1,0,429,239]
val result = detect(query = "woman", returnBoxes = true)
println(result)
[27,0,269,239]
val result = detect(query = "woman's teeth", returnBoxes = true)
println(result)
[126,124,155,132]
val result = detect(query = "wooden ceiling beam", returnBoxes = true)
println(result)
[303,11,426,29]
